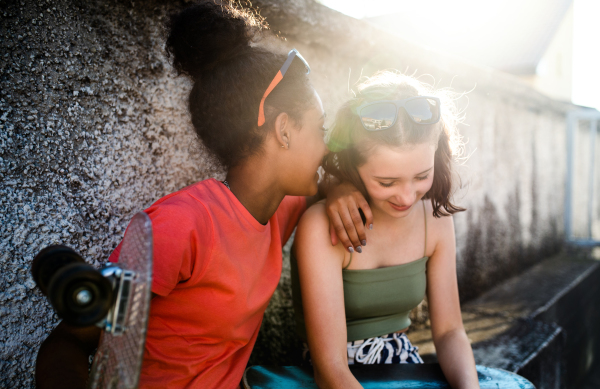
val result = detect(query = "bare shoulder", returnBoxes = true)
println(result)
[294,200,345,262]
[297,200,329,236]
[423,200,456,254]
[423,200,455,228]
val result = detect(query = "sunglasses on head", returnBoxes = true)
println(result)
[257,49,311,127]
[356,96,441,131]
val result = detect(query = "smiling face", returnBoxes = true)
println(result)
[357,142,436,218]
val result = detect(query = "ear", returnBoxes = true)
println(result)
[274,112,291,149]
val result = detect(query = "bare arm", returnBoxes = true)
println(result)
[36,322,101,389]
[36,293,157,388]
[294,203,362,389]
[427,215,479,389]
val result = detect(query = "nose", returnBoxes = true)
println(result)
[393,184,416,206]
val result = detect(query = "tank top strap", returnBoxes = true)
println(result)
[343,251,353,270]
[422,200,427,257]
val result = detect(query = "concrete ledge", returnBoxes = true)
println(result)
[473,319,564,389]
[407,254,600,389]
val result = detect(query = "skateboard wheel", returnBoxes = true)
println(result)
[47,263,114,327]
[31,245,85,295]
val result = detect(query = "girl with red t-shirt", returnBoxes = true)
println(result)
[35,2,372,388]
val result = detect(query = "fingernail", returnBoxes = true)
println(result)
[361,240,367,246]
[369,224,373,230]
[356,246,362,253]
[348,247,354,253]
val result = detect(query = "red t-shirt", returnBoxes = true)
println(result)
[108,178,306,389]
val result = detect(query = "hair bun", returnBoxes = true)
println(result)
[166,0,265,79]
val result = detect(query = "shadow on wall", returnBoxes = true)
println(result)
[461,190,563,302]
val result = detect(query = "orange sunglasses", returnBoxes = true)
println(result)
[257,49,311,126]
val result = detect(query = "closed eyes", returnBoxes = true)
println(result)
[378,175,429,187]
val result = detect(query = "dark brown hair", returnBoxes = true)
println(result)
[323,71,465,218]
[165,0,315,169]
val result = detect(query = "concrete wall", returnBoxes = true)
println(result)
[570,118,600,240]
[0,0,576,386]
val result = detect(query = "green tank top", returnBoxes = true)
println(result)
[291,201,429,342]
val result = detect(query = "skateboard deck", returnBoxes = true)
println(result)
[242,364,535,388]
[88,212,153,389]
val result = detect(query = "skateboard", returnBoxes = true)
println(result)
[242,364,536,388]
[32,212,153,389]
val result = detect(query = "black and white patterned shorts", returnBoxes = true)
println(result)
[303,332,423,365]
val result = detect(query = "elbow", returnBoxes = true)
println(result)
[432,326,468,346]
[313,360,354,389]
[313,369,331,389]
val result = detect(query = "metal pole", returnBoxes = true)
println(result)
[588,119,597,239]
[565,112,575,241]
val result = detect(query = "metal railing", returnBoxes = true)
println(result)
[565,109,600,246]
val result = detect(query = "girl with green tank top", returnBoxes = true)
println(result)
[292,71,480,388]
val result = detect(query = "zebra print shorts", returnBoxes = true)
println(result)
[303,332,423,365]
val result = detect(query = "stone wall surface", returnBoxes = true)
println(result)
[0,0,577,386]
[0,0,224,386]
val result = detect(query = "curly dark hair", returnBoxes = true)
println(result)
[323,71,465,218]
[165,0,315,168]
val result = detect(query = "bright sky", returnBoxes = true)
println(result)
[572,0,600,110]
[318,0,404,19]
[319,0,600,110]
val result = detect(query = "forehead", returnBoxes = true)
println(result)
[361,143,435,176]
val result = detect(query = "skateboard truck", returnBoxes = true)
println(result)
[98,265,135,336]
[31,245,138,336]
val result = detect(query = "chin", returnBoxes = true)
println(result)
[307,172,320,196]
[373,201,412,218]
[306,180,319,196]
[381,207,403,217]
[390,208,412,218]
[290,177,318,197]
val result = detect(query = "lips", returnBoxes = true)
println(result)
[388,201,411,212]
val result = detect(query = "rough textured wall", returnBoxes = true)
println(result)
[0,0,224,386]
[0,0,574,385]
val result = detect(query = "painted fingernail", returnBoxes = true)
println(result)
[369,224,373,230]
[348,247,354,253]
[361,240,367,246]
[356,246,362,253]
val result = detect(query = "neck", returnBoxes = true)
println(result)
[225,156,286,225]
